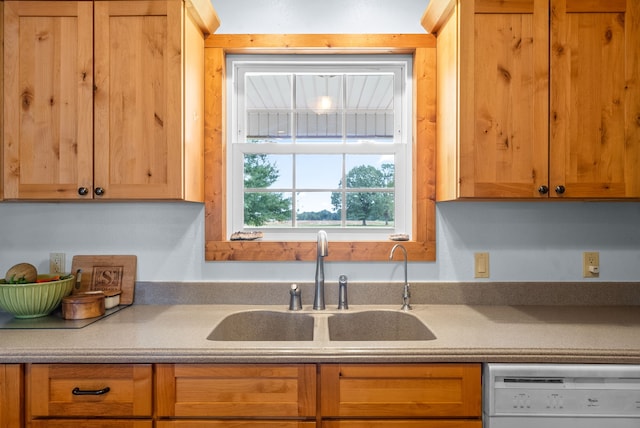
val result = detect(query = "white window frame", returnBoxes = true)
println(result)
[226,54,413,241]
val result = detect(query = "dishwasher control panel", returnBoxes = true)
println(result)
[485,363,640,417]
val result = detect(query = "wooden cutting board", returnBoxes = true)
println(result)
[70,255,137,305]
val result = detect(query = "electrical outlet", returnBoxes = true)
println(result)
[474,252,490,278]
[49,253,65,274]
[583,251,599,278]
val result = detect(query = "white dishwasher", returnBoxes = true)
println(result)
[483,363,640,428]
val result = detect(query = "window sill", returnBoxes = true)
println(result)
[205,240,435,262]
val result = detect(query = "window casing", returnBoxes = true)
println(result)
[204,34,436,261]
[228,56,412,241]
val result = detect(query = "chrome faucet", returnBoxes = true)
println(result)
[389,243,412,311]
[313,230,328,310]
[337,274,349,309]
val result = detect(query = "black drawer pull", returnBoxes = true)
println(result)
[72,386,111,396]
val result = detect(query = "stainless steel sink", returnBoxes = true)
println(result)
[328,310,436,341]
[207,310,314,341]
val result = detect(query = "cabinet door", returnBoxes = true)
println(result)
[3,1,94,200]
[156,422,315,428]
[459,0,549,198]
[94,1,183,199]
[320,364,481,418]
[156,364,316,418]
[28,364,153,418]
[31,421,152,428]
[323,422,481,428]
[0,364,22,428]
[550,0,640,198]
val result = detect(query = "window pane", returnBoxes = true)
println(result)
[296,192,340,227]
[296,74,342,111]
[296,155,342,189]
[345,74,394,144]
[344,191,395,227]
[244,192,292,227]
[345,155,395,189]
[246,74,292,141]
[295,75,342,143]
[295,112,343,142]
[230,55,411,239]
[244,154,292,189]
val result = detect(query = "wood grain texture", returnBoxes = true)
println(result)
[0,1,3,202]
[320,364,481,418]
[157,422,315,428]
[27,364,152,418]
[421,0,456,34]
[3,1,94,200]
[323,421,481,428]
[156,364,316,418]
[434,6,459,201]
[464,0,549,198]
[550,0,640,198]
[31,421,153,428]
[94,1,183,200]
[429,0,639,200]
[203,34,436,261]
[0,365,22,428]
[70,255,137,305]
[183,9,206,202]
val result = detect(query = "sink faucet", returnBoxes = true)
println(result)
[389,243,412,311]
[313,230,328,310]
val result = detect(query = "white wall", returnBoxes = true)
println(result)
[1,0,639,284]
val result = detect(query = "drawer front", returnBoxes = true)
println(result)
[157,421,316,427]
[320,363,481,418]
[323,421,482,428]
[28,364,153,418]
[156,364,316,418]
[31,421,153,428]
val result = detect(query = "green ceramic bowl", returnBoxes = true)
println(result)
[0,275,75,318]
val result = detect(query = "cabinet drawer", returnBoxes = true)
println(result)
[31,421,153,428]
[157,422,316,427]
[28,364,152,418]
[320,364,481,418]
[156,364,316,418]
[323,422,481,428]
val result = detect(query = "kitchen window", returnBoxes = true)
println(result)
[204,34,436,261]
[228,56,411,241]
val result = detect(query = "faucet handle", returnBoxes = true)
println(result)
[338,275,348,310]
[289,283,302,311]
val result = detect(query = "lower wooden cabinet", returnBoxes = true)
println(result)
[27,364,153,426]
[320,363,481,418]
[323,422,481,428]
[0,364,22,428]
[17,362,481,427]
[155,364,316,419]
[156,422,316,428]
[30,422,153,428]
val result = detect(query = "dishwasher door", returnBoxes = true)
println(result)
[483,363,640,428]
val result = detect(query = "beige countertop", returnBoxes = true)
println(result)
[0,304,639,364]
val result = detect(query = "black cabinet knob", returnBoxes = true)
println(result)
[555,185,566,194]
[538,185,549,195]
[78,187,89,196]
[94,187,105,196]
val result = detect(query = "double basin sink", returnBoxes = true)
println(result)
[207,309,436,342]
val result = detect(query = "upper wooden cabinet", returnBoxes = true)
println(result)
[423,0,640,200]
[3,0,219,201]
